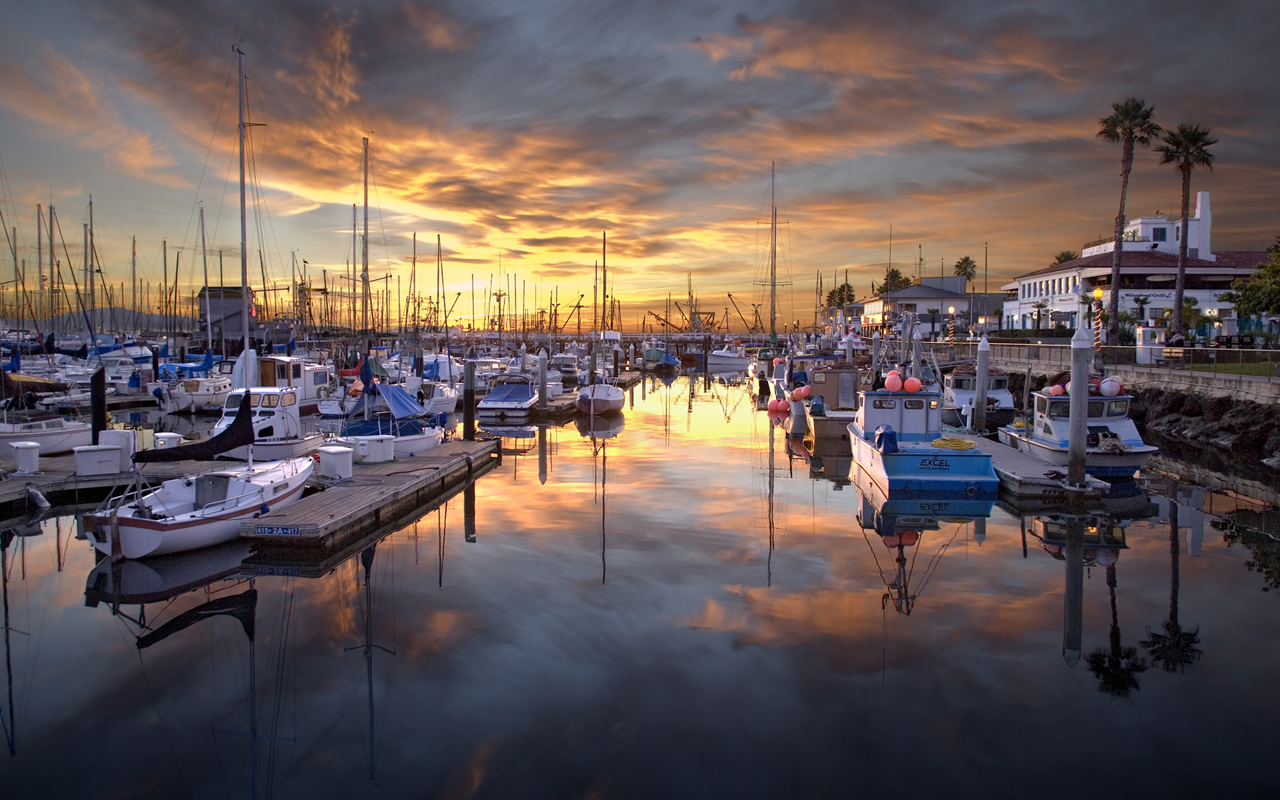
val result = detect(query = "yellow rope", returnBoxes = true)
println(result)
[931,438,976,450]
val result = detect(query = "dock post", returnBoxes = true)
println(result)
[463,362,475,441]
[537,352,548,409]
[520,344,527,372]
[974,335,990,433]
[910,326,923,381]
[1062,517,1085,666]
[628,343,634,370]
[704,335,711,391]
[464,481,476,542]
[872,331,881,369]
[845,335,853,364]
[1067,325,1090,486]
[538,425,547,485]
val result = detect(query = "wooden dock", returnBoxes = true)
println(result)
[953,433,1108,504]
[0,453,200,516]
[239,438,499,550]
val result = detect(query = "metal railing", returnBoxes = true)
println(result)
[921,342,1280,379]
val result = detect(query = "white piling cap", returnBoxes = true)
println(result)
[978,334,990,351]
[913,327,923,341]
[1071,325,1091,348]
[873,331,881,340]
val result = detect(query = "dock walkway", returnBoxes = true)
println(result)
[241,438,499,549]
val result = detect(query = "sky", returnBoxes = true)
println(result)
[0,0,1277,333]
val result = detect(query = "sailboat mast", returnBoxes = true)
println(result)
[35,204,42,326]
[770,161,777,348]
[237,45,251,374]
[130,236,136,334]
[201,207,212,351]
[362,136,369,357]
[89,195,96,327]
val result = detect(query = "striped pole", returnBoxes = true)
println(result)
[1094,301,1102,352]
[948,313,955,344]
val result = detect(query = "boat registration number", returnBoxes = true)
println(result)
[256,525,301,537]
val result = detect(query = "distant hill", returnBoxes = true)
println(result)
[2,308,200,336]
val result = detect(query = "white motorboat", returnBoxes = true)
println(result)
[211,386,323,461]
[417,379,459,414]
[996,382,1157,479]
[576,381,625,415]
[148,376,233,414]
[0,415,93,457]
[86,456,313,559]
[707,341,752,372]
[478,374,538,420]
[333,383,446,458]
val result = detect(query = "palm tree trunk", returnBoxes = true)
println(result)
[1171,166,1192,344]
[1107,562,1122,659]
[1108,137,1135,346]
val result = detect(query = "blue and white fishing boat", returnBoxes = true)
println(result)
[477,373,538,421]
[847,385,998,495]
[996,384,1157,478]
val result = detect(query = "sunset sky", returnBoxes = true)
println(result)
[1,0,1277,332]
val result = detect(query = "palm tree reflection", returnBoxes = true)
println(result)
[1086,562,1147,696]
[1142,482,1202,673]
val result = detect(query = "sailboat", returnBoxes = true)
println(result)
[576,231,625,416]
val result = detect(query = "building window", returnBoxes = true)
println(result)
[1153,227,1167,242]
[1176,227,1181,240]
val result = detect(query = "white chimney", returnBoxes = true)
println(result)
[1195,190,1214,261]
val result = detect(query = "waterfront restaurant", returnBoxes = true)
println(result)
[861,276,971,339]
[1001,191,1269,335]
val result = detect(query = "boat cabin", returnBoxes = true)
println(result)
[214,386,304,443]
[1027,391,1137,446]
[853,389,942,443]
[257,355,333,409]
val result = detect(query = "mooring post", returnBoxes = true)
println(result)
[871,331,881,370]
[1067,325,1090,486]
[974,335,990,433]
[463,362,475,441]
[628,343,634,370]
[911,326,923,381]
[537,425,547,485]
[1062,517,1085,666]
[537,352,548,409]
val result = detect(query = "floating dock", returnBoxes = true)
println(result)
[240,438,499,549]
[0,453,197,515]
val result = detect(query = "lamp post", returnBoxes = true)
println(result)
[948,306,956,344]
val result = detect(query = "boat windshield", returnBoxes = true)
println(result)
[1047,400,1069,418]
[1109,399,1129,417]
[225,394,261,410]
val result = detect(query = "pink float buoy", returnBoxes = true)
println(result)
[904,377,921,393]
[1049,384,1064,396]
[800,385,811,398]
[885,375,903,392]
[1099,377,1121,397]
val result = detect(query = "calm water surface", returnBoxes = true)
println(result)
[3,375,1279,798]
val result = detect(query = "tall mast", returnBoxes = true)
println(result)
[130,236,136,334]
[201,207,212,352]
[88,195,96,327]
[362,136,370,357]
[351,203,356,336]
[770,161,777,348]
[237,45,251,378]
[48,206,55,325]
[35,204,43,325]
[602,231,607,331]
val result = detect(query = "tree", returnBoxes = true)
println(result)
[1163,297,1205,341]
[953,256,977,335]
[1032,300,1048,330]
[1157,124,1218,345]
[1131,294,1151,324]
[1098,98,1161,346]
[1053,250,1079,265]
[1142,482,1203,673]
[1220,239,1280,319]
[825,281,856,307]
[873,268,912,294]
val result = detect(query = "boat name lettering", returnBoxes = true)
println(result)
[256,525,301,537]
[919,502,951,511]
[919,458,951,470]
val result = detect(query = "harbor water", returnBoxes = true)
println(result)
[2,373,1278,797]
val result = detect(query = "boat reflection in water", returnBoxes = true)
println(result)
[577,412,621,583]
[851,465,995,616]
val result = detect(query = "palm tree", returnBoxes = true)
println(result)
[825,281,856,307]
[1098,98,1161,346]
[954,255,977,335]
[1086,562,1148,696]
[1157,124,1218,345]
[1032,300,1048,330]
[1143,481,1203,673]
[1053,250,1079,265]
[1132,294,1151,325]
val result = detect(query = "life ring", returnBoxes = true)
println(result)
[316,386,330,399]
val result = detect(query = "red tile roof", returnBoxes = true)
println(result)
[1018,249,1266,278]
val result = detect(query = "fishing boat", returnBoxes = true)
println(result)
[576,380,625,415]
[149,375,233,414]
[211,386,323,460]
[707,341,752,372]
[996,380,1157,478]
[940,366,1015,430]
[478,373,538,421]
[86,457,312,559]
[847,381,998,496]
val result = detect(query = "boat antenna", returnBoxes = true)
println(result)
[236,43,251,384]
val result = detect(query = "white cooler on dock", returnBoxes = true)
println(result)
[74,445,122,476]
[98,429,137,471]
[351,435,395,464]
[154,432,183,450]
[318,445,354,480]
[10,441,41,475]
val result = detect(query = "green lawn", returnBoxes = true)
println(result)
[1183,361,1279,377]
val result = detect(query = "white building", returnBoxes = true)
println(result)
[1002,191,1268,332]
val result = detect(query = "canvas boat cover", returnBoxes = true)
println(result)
[347,382,428,419]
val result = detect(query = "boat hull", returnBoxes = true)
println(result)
[223,434,324,461]
[849,425,998,496]
[0,423,93,456]
[576,385,624,415]
[940,406,1015,430]
[996,427,1156,478]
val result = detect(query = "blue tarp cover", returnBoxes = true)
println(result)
[480,383,536,406]
[349,382,429,419]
